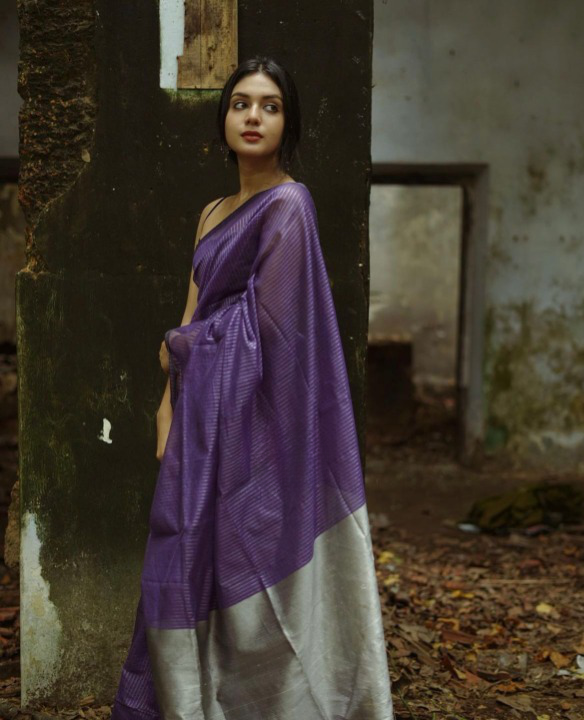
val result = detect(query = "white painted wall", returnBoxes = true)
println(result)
[159,0,185,90]
[372,0,584,465]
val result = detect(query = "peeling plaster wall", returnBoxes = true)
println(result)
[20,513,63,700]
[17,0,372,704]
[17,0,97,260]
[373,0,584,467]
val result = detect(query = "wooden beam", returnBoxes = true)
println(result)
[178,0,237,89]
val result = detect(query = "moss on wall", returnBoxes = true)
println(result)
[485,302,584,466]
[17,0,97,271]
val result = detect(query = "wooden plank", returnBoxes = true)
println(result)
[201,0,237,88]
[178,0,237,89]
[177,0,202,89]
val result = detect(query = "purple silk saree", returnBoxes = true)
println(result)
[111,182,394,720]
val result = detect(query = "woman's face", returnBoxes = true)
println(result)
[224,72,285,164]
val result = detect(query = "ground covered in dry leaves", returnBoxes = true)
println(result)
[366,392,584,720]
[372,515,584,720]
[1,520,583,720]
[1,384,584,719]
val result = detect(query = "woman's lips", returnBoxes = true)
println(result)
[242,133,262,142]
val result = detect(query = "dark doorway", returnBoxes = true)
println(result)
[366,163,489,492]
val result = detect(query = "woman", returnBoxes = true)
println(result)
[112,56,394,720]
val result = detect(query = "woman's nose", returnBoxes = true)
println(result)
[247,105,260,122]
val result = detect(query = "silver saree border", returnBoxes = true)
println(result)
[146,505,394,720]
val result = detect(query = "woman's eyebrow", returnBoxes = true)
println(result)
[231,92,283,101]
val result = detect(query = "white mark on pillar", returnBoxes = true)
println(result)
[98,418,113,444]
[159,0,185,90]
[21,512,63,702]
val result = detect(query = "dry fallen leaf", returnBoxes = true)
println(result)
[383,573,400,587]
[493,680,526,694]
[573,634,584,654]
[440,627,478,645]
[450,589,475,599]
[549,650,571,668]
[535,601,559,618]
[377,550,397,565]
[496,694,534,712]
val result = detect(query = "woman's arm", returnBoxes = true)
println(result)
[155,378,172,460]
[180,266,199,327]
[179,195,221,325]
[155,199,219,460]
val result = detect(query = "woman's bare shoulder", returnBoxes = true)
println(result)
[195,196,225,246]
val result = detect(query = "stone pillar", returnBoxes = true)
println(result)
[17,0,373,703]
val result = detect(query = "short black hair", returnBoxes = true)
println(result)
[217,56,302,172]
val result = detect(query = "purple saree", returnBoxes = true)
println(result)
[111,182,394,720]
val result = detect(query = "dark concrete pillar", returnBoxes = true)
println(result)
[17,0,373,702]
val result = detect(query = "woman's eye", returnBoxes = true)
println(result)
[232,101,279,112]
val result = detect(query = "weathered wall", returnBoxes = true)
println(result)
[17,0,373,704]
[373,0,584,467]
[0,2,20,158]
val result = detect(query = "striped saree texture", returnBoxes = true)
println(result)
[111,182,394,720]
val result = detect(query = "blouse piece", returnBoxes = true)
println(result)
[111,182,394,720]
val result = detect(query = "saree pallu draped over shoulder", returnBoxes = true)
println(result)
[111,182,394,720]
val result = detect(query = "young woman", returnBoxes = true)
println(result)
[111,56,394,720]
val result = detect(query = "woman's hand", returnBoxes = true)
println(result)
[159,339,170,374]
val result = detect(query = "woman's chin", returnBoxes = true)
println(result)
[235,149,280,166]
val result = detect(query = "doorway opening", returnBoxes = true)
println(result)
[366,163,488,482]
